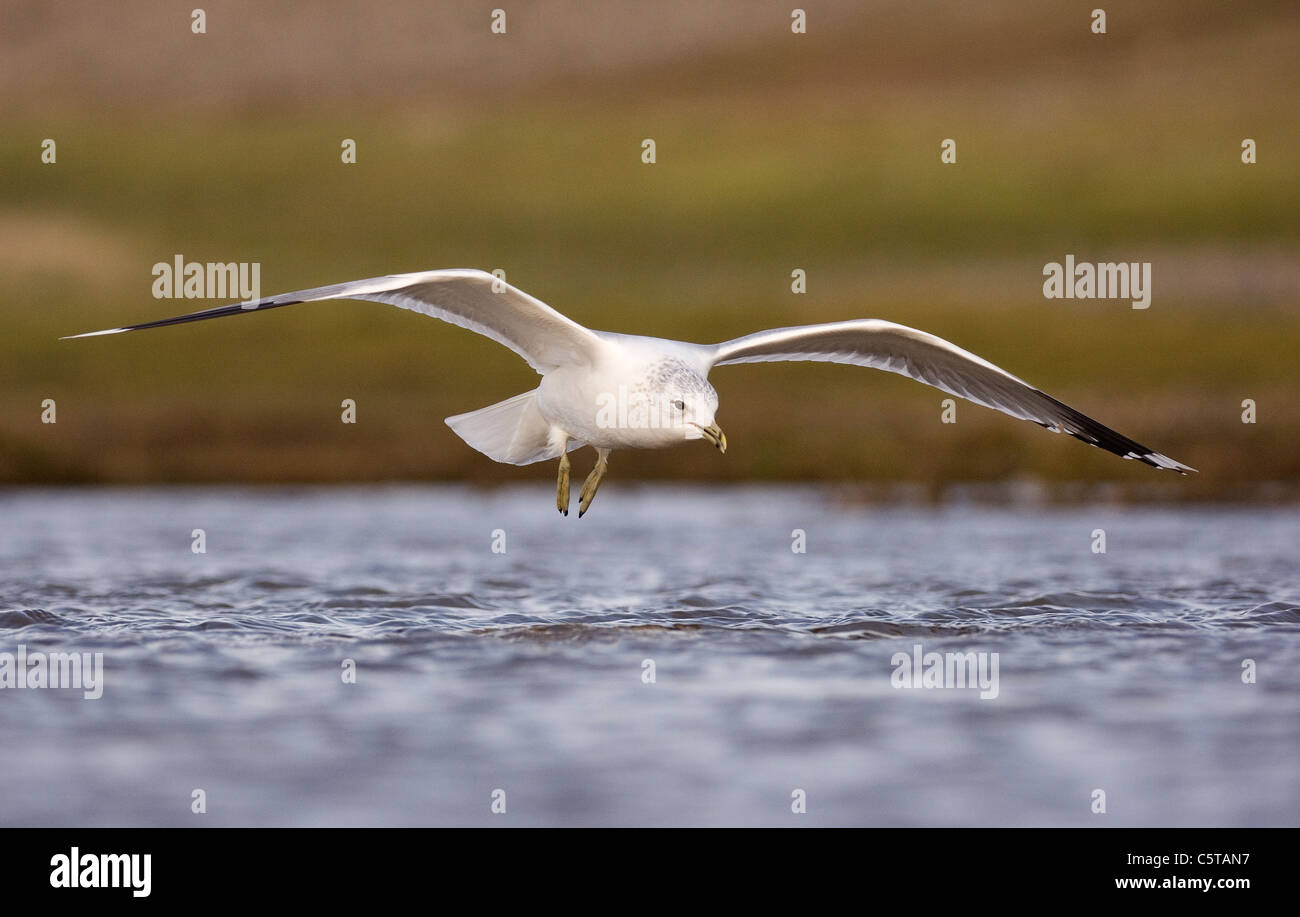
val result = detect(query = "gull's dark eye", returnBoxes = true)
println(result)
[671,400,686,411]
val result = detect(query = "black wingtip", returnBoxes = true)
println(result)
[60,296,303,340]
[1036,391,1195,474]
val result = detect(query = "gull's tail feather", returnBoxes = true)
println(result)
[445,390,580,465]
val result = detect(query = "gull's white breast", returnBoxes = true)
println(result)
[535,333,714,450]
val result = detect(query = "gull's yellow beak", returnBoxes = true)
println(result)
[698,422,727,454]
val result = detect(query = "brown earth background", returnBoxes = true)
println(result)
[3,1,1297,499]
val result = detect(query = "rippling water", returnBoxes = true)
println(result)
[1,485,1296,826]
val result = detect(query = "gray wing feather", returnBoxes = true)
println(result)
[710,320,1194,473]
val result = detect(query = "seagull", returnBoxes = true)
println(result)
[64,269,1195,516]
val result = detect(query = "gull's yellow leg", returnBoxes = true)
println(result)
[578,448,610,518]
[556,448,571,516]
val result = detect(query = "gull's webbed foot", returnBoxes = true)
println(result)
[556,450,571,516]
[578,449,610,518]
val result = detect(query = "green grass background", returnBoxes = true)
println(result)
[2,1,1296,496]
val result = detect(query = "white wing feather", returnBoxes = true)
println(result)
[63,269,601,374]
[710,320,1194,472]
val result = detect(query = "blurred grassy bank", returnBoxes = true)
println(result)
[2,1,1297,497]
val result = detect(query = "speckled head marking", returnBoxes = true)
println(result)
[634,357,717,405]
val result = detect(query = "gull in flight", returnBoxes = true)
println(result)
[65,269,1195,516]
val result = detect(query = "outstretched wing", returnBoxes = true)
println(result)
[63,269,602,373]
[709,320,1194,472]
